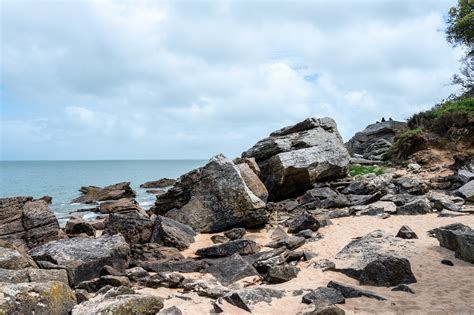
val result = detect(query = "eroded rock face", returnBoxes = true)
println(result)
[153,154,267,233]
[28,235,130,287]
[0,281,77,315]
[0,197,59,249]
[72,182,136,204]
[345,120,407,160]
[242,118,350,200]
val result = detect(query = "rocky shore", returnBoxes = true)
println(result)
[1,117,473,314]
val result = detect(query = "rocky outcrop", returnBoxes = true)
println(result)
[28,235,130,286]
[0,281,76,315]
[335,230,416,286]
[242,117,350,200]
[140,178,176,188]
[432,223,474,263]
[345,120,407,160]
[150,216,196,250]
[72,182,136,204]
[152,154,267,233]
[0,197,59,249]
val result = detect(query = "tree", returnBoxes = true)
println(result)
[446,0,474,94]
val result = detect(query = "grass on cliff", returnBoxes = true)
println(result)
[349,165,385,177]
[431,97,474,118]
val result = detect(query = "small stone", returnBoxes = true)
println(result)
[396,225,418,239]
[266,236,306,250]
[287,212,320,233]
[196,239,259,258]
[224,228,246,240]
[441,259,454,266]
[210,235,229,244]
[391,284,415,294]
[302,287,345,305]
[265,264,299,284]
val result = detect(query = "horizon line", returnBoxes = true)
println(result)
[0,158,210,162]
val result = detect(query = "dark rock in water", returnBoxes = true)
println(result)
[130,244,184,266]
[265,263,299,283]
[396,199,431,215]
[242,117,350,200]
[223,287,284,312]
[327,281,386,300]
[158,306,183,315]
[335,230,417,286]
[287,212,320,233]
[145,272,184,288]
[151,216,196,250]
[141,259,207,274]
[38,195,53,204]
[431,223,474,263]
[457,180,474,201]
[204,254,260,286]
[224,228,246,240]
[72,182,136,204]
[211,235,229,244]
[266,236,306,250]
[28,234,130,287]
[153,154,268,233]
[140,178,177,188]
[0,281,76,314]
[302,287,345,305]
[196,239,259,258]
[391,284,415,294]
[72,293,164,315]
[0,197,60,249]
[104,211,153,244]
[66,217,96,237]
[396,225,418,239]
[346,120,407,160]
[441,259,454,266]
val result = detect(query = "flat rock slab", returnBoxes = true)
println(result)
[327,281,386,300]
[302,287,345,305]
[196,239,259,258]
[204,254,260,286]
[72,294,163,315]
[223,287,285,312]
[28,234,130,287]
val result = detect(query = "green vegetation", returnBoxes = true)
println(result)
[431,97,474,118]
[384,128,426,160]
[349,165,385,177]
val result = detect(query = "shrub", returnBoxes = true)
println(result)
[349,165,385,177]
[407,111,436,130]
[385,128,427,160]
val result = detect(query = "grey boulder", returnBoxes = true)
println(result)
[151,216,196,250]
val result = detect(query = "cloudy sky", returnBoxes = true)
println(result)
[0,0,463,160]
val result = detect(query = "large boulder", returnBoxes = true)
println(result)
[150,216,196,250]
[0,240,37,270]
[236,162,269,202]
[204,254,260,286]
[335,230,416,286]
[72,182,136,204]
[0,281,76,315]
[196,239,259,258]
[28,235,130,287]
[242,117,350,200]
[345,120,407,160]
[432,223,474,263]
[0,197,59,249]
[152,154,267,233]
[104,211,154,244]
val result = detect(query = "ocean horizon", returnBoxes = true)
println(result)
[0,159,207,225]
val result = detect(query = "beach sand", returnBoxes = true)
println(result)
[139,214,474,314]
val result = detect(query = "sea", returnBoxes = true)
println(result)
[0,160,206,225]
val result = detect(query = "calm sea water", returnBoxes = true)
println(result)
[0,160,206,225]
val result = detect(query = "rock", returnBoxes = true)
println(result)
[327,281,386,300]
[145,272,184,288]
[151,216,196,250]
[204,254,260,286]
[265,263,299,283]
[77,275,131,293]
[393,178,428,195]
[458,180,474,201]
[72,182,136,204]
[224,228,246,240]
[397,199,431,215]
[140,178,177,188]
[104,211,153,244]
[158,306,183,315]
[66,217,96,237]
[99,198,145,214]
[124,267,149,281]
[146,189,166,195]
[431,223,474,262]
[301,304,346,315]
[75,289,90,304]
[0,281,76,315]
[211,235,229,244]
[266,236,306,250]
[38,195,53,204]
[196,239,259,258]
[345,120,407,160]
[396,225,418,239]
[153,154,267,233]
[271,226,289,240]
[100,265,123,277]
[181,279,230,299]
[141,259,207,274]
[287,212,320,233]
[0,197,60,249]
[0,240,36,269]
[302,287,345,305]
[242,117,350,200]
[335,230,417,286]
[407,163,421,171]
[130,244,184,266]
[391,284,415,294]
[0,268,69,285]
[28,234,130,287]
[313,259,336,271]
[237,162,269,202]
[72,294,163,315]
[441,259,454,266]
[223,287,284,312]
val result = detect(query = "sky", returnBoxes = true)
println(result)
[0,0,464,160]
